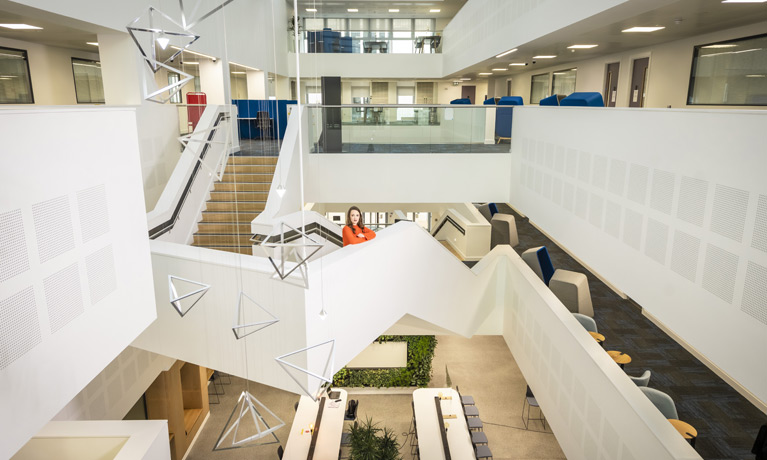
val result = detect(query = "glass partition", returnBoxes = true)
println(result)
[298,17,441,54]
[71,58,105,104]
[307,105,512,154]
[0,46,33,104]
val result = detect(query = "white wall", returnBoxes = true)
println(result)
[0,36,100,105]
[510,105,767,407]
[292,53,443,79]
[0,107,157,459]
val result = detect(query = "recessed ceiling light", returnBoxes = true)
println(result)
[746,74,766,77]
[232,71,246,74]
[478,72,493,75]
[567,44,598,49]
[0,23,42,30]
[306,8,317,12]
[86,42,99,46]
[171,46,216,60]
[509,63,527,66]
[347,8,358,12]
[460,77,471,80]
[722,0,767,3]
[182,61,200,65]
[622,26,665,33]
[389,9,399,12]
[491,68,506,71]
[532,55,556,59]
[495,48,518,58]
[702,44,737,48]
[430,9,441,13]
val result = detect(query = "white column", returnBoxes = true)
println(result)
[199,59,226,104]
[247,70,266,99]
[97,33,143,105]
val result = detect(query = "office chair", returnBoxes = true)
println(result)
[256,111,274,139]
[344,399,358,421]
[522,385,546,429]
[639,387,678,420]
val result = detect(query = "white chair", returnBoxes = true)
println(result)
[549,269,594,317]
[490,213,519,248]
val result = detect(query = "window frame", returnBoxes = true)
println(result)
[0,45,34,104]
[551,67,577,97]
[530,72,550,105]
[70,57,105,104]
[686,32,767,106]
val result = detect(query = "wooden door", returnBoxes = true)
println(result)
[603,62,620,107]
[629,57,649,107]
[461,85,476,104]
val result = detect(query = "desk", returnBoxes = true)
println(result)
[589,331,605,346]
[363,41,388,53]
[668,419,698,447]
[606,350,631,368]
[283,390,348,460]
[413,388,474,460]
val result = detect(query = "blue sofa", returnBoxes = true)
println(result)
[560,92,605,107]
[495,96,523,143]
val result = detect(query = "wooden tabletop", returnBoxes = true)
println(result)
[588,331,605,343]
[668,419,698,440]
[606,350,631,365]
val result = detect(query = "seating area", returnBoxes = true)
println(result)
[307,28,357,53]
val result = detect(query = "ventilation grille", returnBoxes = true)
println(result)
[592,155,608,189]
[77,185,110,243]
[565,149,578,178]
[622,209,643,251]
[645,218,669,265]
[710,184,749,243]
[86,245,117,305]
[0,286,42,370]
[608,159,627,197]
[604,201,622,239]
[44,263,84,333]
[650,169,675,215]
[677,177,708,227]
[627,164,649,205]
[33,196,75,263]
[702,244,739,304]
[751,195,767,253]
[0,209,30,282]
[578,151,591,183]
[670,230,701,282]
[589,194,603,229]
[741,261,767,326]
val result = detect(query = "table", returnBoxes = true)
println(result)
[363,41,388,53]
[606,350,631,368]
[668,419,698,447]
[283,389,348,460]
[415,36,441,53]
[589,331,605,346]
[413,388,474,460]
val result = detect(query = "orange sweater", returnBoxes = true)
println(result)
[342,225,376,246]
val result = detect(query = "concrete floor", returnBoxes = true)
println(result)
[186,335,566,460]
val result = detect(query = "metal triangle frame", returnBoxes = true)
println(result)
[232,291,280,339]
[126,6,199,73]
[180,0,238,30]
[261,222,323,281]
[168,275,210,317]
[214,391,285,450]
[275,339,335,401]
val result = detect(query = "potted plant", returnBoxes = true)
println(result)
[347,417,402,460]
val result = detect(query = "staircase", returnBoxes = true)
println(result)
[192,155,277,254]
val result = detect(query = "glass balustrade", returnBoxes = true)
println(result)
[295,30,443,54]
[307,105,512,154]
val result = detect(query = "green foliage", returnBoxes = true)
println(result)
[348,417,402,460]
[332,335,437,388]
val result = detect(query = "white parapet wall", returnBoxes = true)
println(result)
[510,105,767,409]
[0,107,157,459]
[432,203,491,261]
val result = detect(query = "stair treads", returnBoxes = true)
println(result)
[220,173,273,183]
[193,234,254,246]
[200,212,260,223]
[228,156,278,165]
[210,191,268,202]
[213,182,271,192]
[196,223,253,234]
[206,202,265,212]
[224,165,276,174]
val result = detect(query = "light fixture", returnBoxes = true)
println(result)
[622,26,665,33]
[460,77,471,80]
[276,185,286,197]
[746,74,766,77]
[532,55,556,59]
[156,34,170,50]
[232,71,246,74]
[306,8,317,12]
[430,9,441,13]
[478,72,493,75]
[495,48,517,58]
[182,61,200,65]
[86,42,99,46]
[319,308,327,319]
[509,63,527,66]
[722,0,767,3]
[347,8,358,12]
[702,44,737,49]
[567,44,598,49]
[389,9,399,12]
[0,24,42,30]
[491,68,506,71]
[230,61,260,71]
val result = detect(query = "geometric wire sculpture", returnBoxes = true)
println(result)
[232,291,280,340]
[260,222,323,282]
[179,0,238,30]
[177,120,233,181]
[168,275,210,317]
[275,339,335,401]
[214,391,285,450]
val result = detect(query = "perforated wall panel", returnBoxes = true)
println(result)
[0,209,30,282]
[670,230,701,282]
[545,143,554,169]
[563,182,575,212]
[86,245,116,305]
[608,159,627,197]
[44,263,84,333]
[554,146,565,173]
[589,194,604,229]
[565,149,578,178]
[552,177,563,206]
[741,261,767,326]
[702,244,739,304]
[649,169,675,215]
[592,155,608,189]
[578,151,592,184]
[77,185,110,243]
[710,184,749,243]
[622,209,643,251]
[604,201,622,239]
[752,195,767,253]
[0,286,42,370]
[627,164,649,205]
[575,187,589,220]
[677,177,708,227]
[32,196,75,263]
[645,218,669,266]
[543,173,552,200]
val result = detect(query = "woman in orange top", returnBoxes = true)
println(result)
[342,206,376,246]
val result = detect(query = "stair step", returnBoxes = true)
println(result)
[192,244,253,255]
[228,156,278,165]
[213,182,271,192]
[193,234,254,246]
[201,211,260,223]
[224,164,276,174]
[221,173,274,183]
[196,222,252,234]
[210,191,268,202]
[206,201,265,212]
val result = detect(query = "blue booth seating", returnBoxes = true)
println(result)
[539,94,567,106]
[495,96,523,143]
[483,98,497,105]
[450,98,472,104]
[560,92,605,107]
[521,246,556,285]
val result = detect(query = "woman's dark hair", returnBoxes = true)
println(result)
[346,206,365,230]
